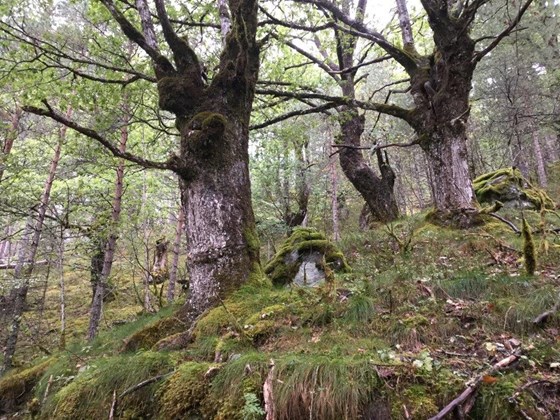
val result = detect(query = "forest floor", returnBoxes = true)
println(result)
[1,165,560,419]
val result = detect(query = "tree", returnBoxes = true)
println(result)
[262,0,534,227]
[20,0,263,326]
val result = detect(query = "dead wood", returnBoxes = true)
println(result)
[429,351,521,420]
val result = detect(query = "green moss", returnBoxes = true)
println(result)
[157,76,202,115]
[401,385,439,418]
[0,358,54,413]
[44,351,173,419]
[474,167,555,210]
[120,315,184,353]
[157,362,212,419]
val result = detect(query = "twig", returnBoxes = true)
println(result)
[429,352,521,420]
[109,389,117,420]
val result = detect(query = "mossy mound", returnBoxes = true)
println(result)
[157,361,212,419]
[473,167,555,210]
[121,315,184,353]
[0,358,53,414]
[42,351,173,419]
[264,228,350,286]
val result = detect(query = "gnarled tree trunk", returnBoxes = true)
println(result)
[338,108,398,223]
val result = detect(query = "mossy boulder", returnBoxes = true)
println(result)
[473,167,555,210]
[0,358,53,414]
[264,228,349,286]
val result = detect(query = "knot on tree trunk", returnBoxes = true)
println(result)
[184,112,228,159]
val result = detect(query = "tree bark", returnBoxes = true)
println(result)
[151,0,262,321]
[333,0,399,223]
[338,109,399,223]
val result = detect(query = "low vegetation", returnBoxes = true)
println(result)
[1,167,560,419]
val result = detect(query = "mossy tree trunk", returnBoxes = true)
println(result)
[99,0,262,322]
[335,0,399,223]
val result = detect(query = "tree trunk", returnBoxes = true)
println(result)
[179,118,260,318]
[407,29,479,226]
[95,0,262,324]
[87,103,128,340]
[338,109,399,223]
[1,128,63,374]
[330,150,340,242]
[532,130,547,188]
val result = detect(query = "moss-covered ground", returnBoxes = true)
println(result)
[1,166,560,419]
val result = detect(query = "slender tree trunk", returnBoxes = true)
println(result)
[532,130,547,188]
[167,203,185,303]
[1,126,64,374]
[58,229,66,350]
[333,0,399,224]
[87,103,129,340]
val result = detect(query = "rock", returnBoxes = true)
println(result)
[473,167,555,210]
[264,228,349,287]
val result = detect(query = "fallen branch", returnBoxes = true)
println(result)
[110,371,174,417]
[533,294,560,326]
[0,259,49,270]
[429,351,521,420]
[488,213,520,234]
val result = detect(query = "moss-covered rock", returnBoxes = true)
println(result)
[473,168,555,210]
[264,228,350,286]
[0,358,53,414]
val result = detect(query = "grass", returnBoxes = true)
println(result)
[2,187,560,418]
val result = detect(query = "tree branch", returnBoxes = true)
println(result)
[250,103,338,130]
[23,101,174,172]
[99,0,175,75]
[256,88,414,122]
[292,0,418,73]
[472,0,534,63]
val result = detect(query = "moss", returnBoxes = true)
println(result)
[120,315,184,353]
[0,358,54,414]
[264,228,349,286]
[474,167,555,210]
[522,214,536,275]
[157,362,211,419]
[44,351,173,419]
[401,385,439,418]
